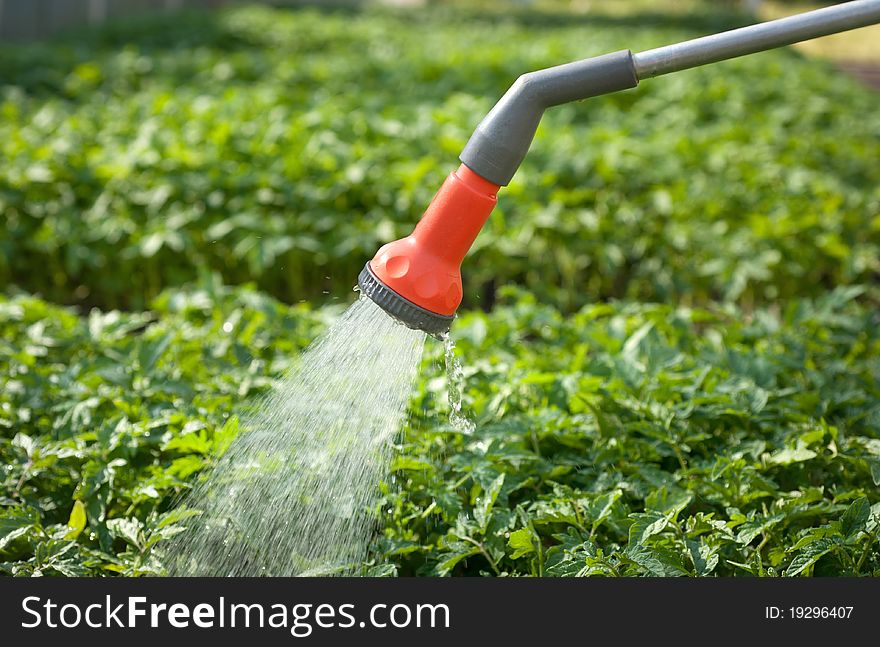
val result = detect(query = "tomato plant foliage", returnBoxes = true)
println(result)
[2,285,878,576]
[1,4,879,310]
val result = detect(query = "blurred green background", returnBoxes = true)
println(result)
[2,0,878,313]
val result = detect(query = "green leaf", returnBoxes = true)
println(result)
[840,497,870,539]
[107,518,143,550]
[138,333,174,372]
[645,487,692,519]
[622,322,655,360]
[508,528,536,559]
[154,507,202,531]
[435,546,481,576]
[686,539,719,576]
[627,544,689,577]
[0,509,39,536]
[474,474,505,533]
[0,509,40,557]
[736,513,785,546]
[868,460,880,487]
[628,512,669,546]
[768,448,817,466]
[791,526,841,551]
[64,501,87,540]
[786,538,835,576]
[390,456,434,472]
[587,489,622,533]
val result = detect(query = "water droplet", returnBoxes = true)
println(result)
[222,321,233,333]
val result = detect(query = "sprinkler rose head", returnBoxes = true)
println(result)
[358,164,499,335]
[358,262,454,336]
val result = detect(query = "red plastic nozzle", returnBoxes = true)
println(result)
[368,164,499,316]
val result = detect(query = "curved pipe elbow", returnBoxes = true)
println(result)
[460,49,639,186]
[508,71,548,108]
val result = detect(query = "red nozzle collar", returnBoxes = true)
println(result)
[369,164,499,316]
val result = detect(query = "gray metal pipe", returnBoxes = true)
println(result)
[460,0,880,186]
[634,0,880,79]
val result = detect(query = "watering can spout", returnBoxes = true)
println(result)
[359,0,880,334]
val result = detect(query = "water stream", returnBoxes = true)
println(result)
[166,296,425,576]
[441,333,475,434]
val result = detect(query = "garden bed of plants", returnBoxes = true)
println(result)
[2,284,879,576]
[2,4,878,311]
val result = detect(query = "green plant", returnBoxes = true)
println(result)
[2,284,878,576]
[1,5,878,311]
[0,281,333,575]
[376,286,880,576]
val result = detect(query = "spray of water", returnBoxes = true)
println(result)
[166,296,425,576]
[441,333,475,434]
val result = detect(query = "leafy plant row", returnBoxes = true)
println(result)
[2,284,878,576]
[1,5,878,311]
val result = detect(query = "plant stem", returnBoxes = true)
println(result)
[755,533,770,555]
[855,529,878,574]
[463,536,500,575]
[529,519,544,577]
[13,459,33,500]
